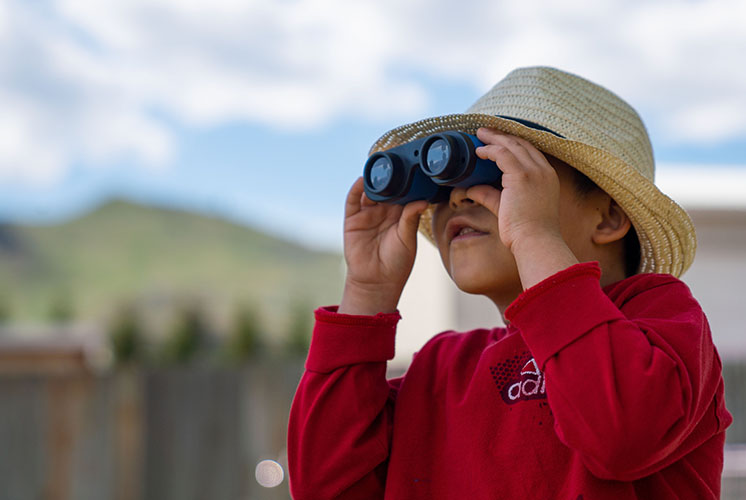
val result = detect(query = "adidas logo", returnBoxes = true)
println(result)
[490,353,547,405]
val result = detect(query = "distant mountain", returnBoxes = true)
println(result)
[0,200,344,340]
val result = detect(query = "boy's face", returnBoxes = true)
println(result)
[431,157,597,306]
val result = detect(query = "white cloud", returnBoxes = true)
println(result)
[1,0,745,185]
[0,2,174,185]
[657,163,746,208]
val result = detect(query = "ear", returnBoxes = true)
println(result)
[592,196,631,245]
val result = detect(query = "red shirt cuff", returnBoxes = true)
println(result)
[505,262,626,368]
[305,306,401,373]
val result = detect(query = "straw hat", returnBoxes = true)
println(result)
[369,66,696,277]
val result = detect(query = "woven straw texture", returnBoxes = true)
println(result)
[369,67,696,277]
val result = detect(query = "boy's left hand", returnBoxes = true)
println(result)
[465,127,579,289]
[466,127,563,252]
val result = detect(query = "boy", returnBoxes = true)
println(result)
[287,67,732,499]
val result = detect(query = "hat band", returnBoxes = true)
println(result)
[496,115,565,138]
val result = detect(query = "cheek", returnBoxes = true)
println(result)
[446,239,502,277]
[559,199,592,245]
[430,205,447,236]
[437,241,452,274]
[431,208,450,258]
[446,244,517,295]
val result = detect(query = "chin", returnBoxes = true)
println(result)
[445,251,522,300]
[449,266,514,296]
[440,236,521,300]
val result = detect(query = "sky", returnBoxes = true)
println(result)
[1,0,745,251]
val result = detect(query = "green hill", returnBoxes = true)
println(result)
[0,200,344,342]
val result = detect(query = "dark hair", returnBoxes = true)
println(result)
[570,167,640,277]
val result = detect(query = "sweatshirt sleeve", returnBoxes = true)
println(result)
[505,262,730,481]
[287,306,401,500]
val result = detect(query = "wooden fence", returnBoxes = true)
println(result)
[0,361,304,500]
[0,361,744,500]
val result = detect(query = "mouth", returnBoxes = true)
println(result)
[446,218,490,244]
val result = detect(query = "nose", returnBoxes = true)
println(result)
[449,187,475,210]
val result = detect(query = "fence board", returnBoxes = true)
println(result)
[144,367,244,500]
[0,377,47,500]
[724,363,746,443]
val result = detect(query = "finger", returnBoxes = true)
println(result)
[465,185,501,217]
[476,133,536,174]
[345,177,366,217]
[496,132,552,167]
[398,200,429,249]
[361,191,378,207]
[476,128,533,168]
[477,128,551,170]
[475,143,527,176]
[476,127,506,144]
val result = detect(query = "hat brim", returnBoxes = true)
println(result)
[370,113,697,277]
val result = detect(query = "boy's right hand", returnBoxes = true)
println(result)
[338,177,428,316]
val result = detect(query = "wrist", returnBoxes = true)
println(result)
[511,230,565,256]
[338,279,402,316]
[511,232,579,290]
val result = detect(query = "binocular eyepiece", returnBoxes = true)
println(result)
[363,131,502,205]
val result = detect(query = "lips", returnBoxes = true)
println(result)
[457,227,479,237]
[445,217,489,243]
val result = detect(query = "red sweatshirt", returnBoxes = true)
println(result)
[288,262,732,499]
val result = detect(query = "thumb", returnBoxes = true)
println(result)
[465,185,501,217]
[398,200,429,249]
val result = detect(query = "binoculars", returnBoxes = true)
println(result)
[363,131,502,205]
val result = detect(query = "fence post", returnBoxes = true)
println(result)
[44,375,90,500]
[114,367,144,500]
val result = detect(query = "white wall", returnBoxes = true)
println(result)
[393,233,504,367]
[393,234,455,366]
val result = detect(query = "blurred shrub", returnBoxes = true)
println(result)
[0,292,10,324]
[284,299,312,356]
[160,301,210,364]
[222,303,264,364]
[107,304,145,365]
[48,292,74,323]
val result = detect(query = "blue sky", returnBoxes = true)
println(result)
[1,0,745,251]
